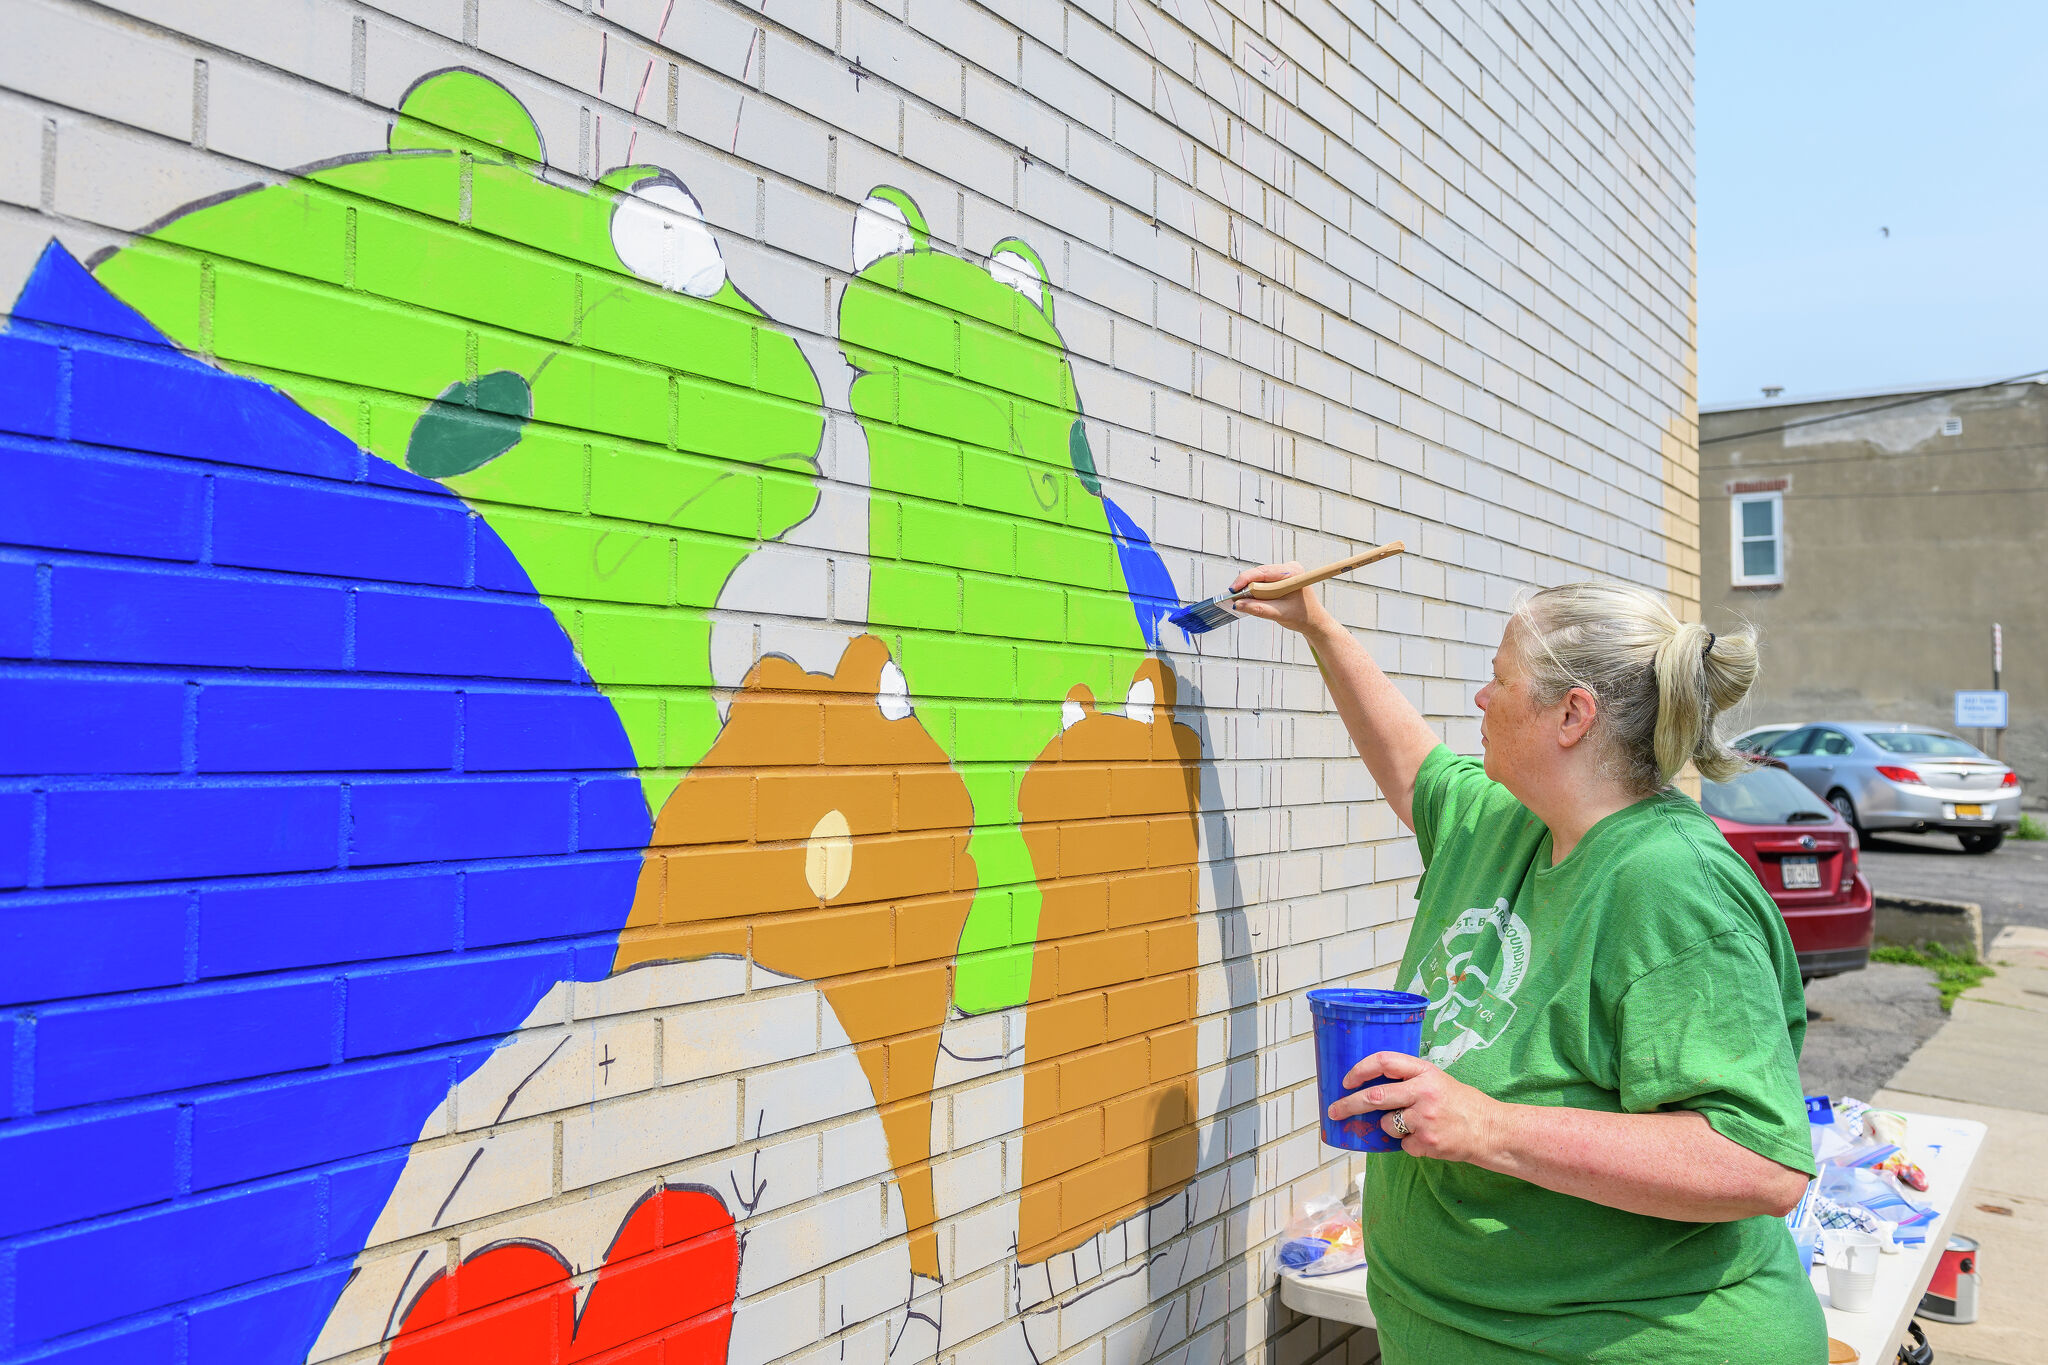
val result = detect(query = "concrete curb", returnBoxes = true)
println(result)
[1875,894,1984,960]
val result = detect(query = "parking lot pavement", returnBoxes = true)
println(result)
[1798,961,1945,1100]
[1802,822,2039,1096]
[1859,828,2048,944]
[1799,828,2044,1100]
[1800,827,2045,1101]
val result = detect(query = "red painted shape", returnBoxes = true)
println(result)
[384,1188,738,1365]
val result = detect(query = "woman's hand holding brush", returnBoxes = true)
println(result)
[1227,561,1333,634]
[1218,543,1435,828]
[1168,542,1405,636]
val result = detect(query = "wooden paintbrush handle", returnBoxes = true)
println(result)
[1244,541,1405,599]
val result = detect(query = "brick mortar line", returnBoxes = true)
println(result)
[0,299,1679,553]
[0,192,1655,485]
[0,164,1665,472]
[0,155,1682,494]
[25,0,1695,407]
[1100,0,1698,301]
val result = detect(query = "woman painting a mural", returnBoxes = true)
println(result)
[1231,565,1824,1363]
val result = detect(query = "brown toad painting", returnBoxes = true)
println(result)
[614,633,977,1275]
[609,637,1205,1276]
[1015,659,1204,1262]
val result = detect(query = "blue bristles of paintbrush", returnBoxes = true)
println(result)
[1168,589,1253,635]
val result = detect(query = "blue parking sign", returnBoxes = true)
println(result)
[1955,690,2009,728]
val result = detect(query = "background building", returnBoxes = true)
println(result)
[0,3,1699,1362]
[1701,382,2045,801]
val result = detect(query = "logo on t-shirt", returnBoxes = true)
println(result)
[1407,898,1531,1068]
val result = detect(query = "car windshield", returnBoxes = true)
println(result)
[1736,729,1792,753]
[1700,764,1836,824]
[1765,731,1808,757]
[1867,731,1986,759]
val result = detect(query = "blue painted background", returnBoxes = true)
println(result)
[0,244,651,1363]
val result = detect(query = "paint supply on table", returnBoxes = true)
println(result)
[1873,1150,1929,1192]
[1819,1163,1936,1243]
[1821,1230,1881,1312]
[1917,1233,1981,1323]
[1800,1094,1945,1246]
[1861,1108,1908,1146]
[1169,541,1405,635]
[1308,987,1429,1152]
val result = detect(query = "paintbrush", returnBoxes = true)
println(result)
[1168,541,1406,635]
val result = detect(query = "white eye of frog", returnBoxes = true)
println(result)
[852,194,918,273]
[609,175,727,298]
[876,659,914,721]
[1123,673,1155,719]
[988,249,1045,306]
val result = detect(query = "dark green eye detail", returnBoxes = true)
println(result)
[1068,419,1101,496]
[405,369,533,478]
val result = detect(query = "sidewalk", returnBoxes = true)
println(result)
[1876,925,2048,1365]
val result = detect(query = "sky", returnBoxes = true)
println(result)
[1695,1,2048,408]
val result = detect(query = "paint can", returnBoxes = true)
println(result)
[1916,1233,1980,1324]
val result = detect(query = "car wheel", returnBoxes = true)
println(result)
[1828,790,1861,835]
[1960,831,2004,854]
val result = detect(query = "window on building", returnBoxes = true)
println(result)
[1731,490,1783,586]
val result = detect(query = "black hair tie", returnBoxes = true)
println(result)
[1702,632,1716,658]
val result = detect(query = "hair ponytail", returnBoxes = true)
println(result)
[1652,619,1759,782]
[1513,583,1759,793]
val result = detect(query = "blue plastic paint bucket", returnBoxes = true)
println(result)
[1309,987,1430,1152]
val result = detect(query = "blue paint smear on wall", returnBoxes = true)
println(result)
[1100,496,1180,649]
[0,243,651,1361]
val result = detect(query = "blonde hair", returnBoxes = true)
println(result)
[1510,582,1758,793]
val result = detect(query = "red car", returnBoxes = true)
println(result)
[1701,759,1874,980]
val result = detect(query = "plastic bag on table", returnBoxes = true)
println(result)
[1819,1164,1939,1244]
[1278,1192,1365,1277]
[1860,1108,1908,1146]
[1873,1151,1930,1192]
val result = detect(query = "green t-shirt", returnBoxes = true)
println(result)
[1363,747,1825,1364]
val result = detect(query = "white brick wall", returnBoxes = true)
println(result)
[1,1,1696,1362]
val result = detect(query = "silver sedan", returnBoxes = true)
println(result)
[1760,722,2021,853]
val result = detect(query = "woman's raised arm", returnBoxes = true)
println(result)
[1230,563,1442,830]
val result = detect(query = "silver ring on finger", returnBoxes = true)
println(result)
[1389,1109,1411,1139]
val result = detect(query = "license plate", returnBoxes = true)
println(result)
[1781,856,1821,889]
[1956,804,1984,818]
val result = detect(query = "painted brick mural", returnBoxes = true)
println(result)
[0,4,1697,1365]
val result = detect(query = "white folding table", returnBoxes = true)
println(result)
[1279,1109,1987,1363]
[1809,1111,1986,1363]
